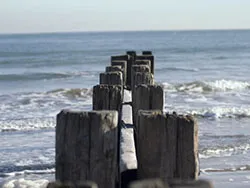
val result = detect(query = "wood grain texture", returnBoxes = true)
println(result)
[106,65,123,73]
[111,55,131,87]
[47,181,98,188]
[56,110,118,188]
[129,179,167,188]
[134,60,151,73]
[92,85,123,114]
[168,179,213,188]
[132,72,154,90]
[136,55,154,74]
[132,85,164,126]
[99,71,123,85]
[111,60,127,86]
[137,111,177,181]
[176,115,199,180]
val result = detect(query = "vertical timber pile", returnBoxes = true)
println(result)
[105,65,125,85]
[134,60,151,72]
[136,53,154,75]
[92,85,123,114]
[136,111,177,181]
[176,115,199,179]
[111,60,127,86]
[99,71,123,85]
[47,181,98,188]
[136,110,199,182]
[131,65,151,90]
[132,84,164,125]
[129,179,213,188]
[56,110,118,188]
[111,55,132,88]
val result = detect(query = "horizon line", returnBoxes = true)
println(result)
[0,28,250,35]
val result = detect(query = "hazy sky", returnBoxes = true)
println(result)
[1,0,250,33]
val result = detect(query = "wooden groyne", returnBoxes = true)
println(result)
[49,51,212,188]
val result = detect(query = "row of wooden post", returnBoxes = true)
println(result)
[52,51,210,188]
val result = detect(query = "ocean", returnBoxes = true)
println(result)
[1,30,250,187]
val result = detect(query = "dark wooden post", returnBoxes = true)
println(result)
[132,72,154,91]
[106,65,123,72]
[136,55,154,75]
[132,85,164,125]
[56,110,118,188]
[136,110,199,182]
[93,84,123,113]
[99,71,123,85]
[47,181,98,188]
[132,65,150,73]
[131,65,151,90]
[142,51,152,55]
[136,111,177,182]
[134,60,151,72]
[176,115,199,179]
[127,51,136,69]
[105,65,125,85]
[111,60,127,86]
[111,55,132,88]
[168,180,213,188]
[129,179,167,188]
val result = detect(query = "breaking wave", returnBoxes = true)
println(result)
[201,165,250,173]
[162,79,250,93]
[0,88,92,132]
[187,106,250,118]
[199,143,250,158]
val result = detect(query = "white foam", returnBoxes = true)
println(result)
[200,143,250,158]
[0,117,55,132]
[162,79,250,93]
[3,178,49,188]
[187,106,250,118]
[206,79,250,91]
[0,88,92,131]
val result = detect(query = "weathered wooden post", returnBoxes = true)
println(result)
[105,65,125,85]
[129,179,166,188]
[129,179,213,188]
[142,51,152,55]
[99,71,123,85]
[127,51,136,66]
[134,60,151,72]
[175,115,199,179]
[132,84,164,125]
[106,65,123,73]
[136,111,177,181]
[136,55,154,75]
[136,110,199,181]
[111,60,127,86]
[56,110,118,188]
[93,85,123,114]
[111,55,132,88]
[168,179,213,188]
[132,72,154,91]
[47,181,98,188]
[131,65,151,90]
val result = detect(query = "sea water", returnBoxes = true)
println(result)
[1,30,250,187]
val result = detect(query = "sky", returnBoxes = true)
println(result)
[1,0,250,34]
